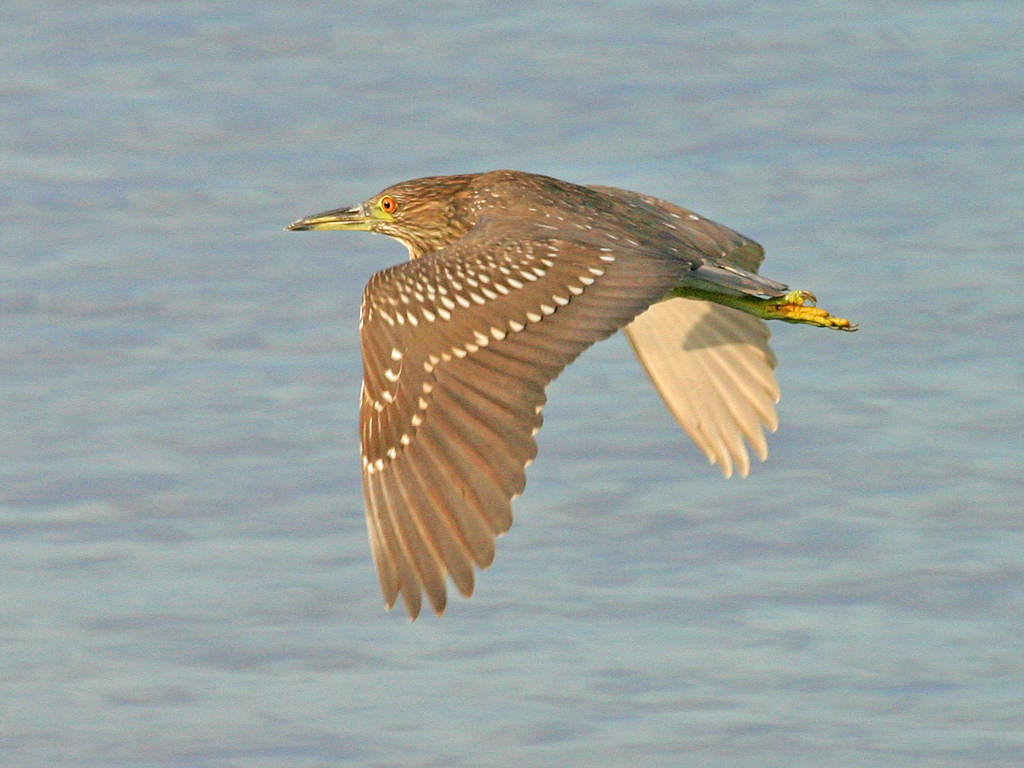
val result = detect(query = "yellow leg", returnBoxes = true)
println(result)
[668,288,858,331]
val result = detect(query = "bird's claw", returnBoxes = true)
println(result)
[669,287,858,331]
[764,290,857,331]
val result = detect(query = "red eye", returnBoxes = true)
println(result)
[380,196,397,213]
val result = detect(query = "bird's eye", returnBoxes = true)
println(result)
[379,196,397,214]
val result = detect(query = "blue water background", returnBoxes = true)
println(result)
[1,2,1022,766]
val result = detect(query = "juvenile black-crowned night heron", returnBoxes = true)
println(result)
[288,170,855,618]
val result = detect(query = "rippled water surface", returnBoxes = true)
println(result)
[2,2,1022,766]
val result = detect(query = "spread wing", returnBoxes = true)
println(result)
[591,185,782,477]
[624,299,779,478]
[358,217,691,617]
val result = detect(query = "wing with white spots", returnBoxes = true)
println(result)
[359,218,690,617]
[624,298,780,478]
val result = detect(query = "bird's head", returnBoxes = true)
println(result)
[287,174,479,260]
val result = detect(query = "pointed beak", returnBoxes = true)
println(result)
[286,205,374,231]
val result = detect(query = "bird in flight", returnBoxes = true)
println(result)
[288,170,856,618]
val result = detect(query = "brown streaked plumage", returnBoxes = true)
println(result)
[288,170,855,618]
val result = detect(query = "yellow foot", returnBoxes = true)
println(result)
[765,290,858,331]
[667,286,858,330]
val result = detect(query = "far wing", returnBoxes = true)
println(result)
[591,185,781,476]
[624,298,779,478]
